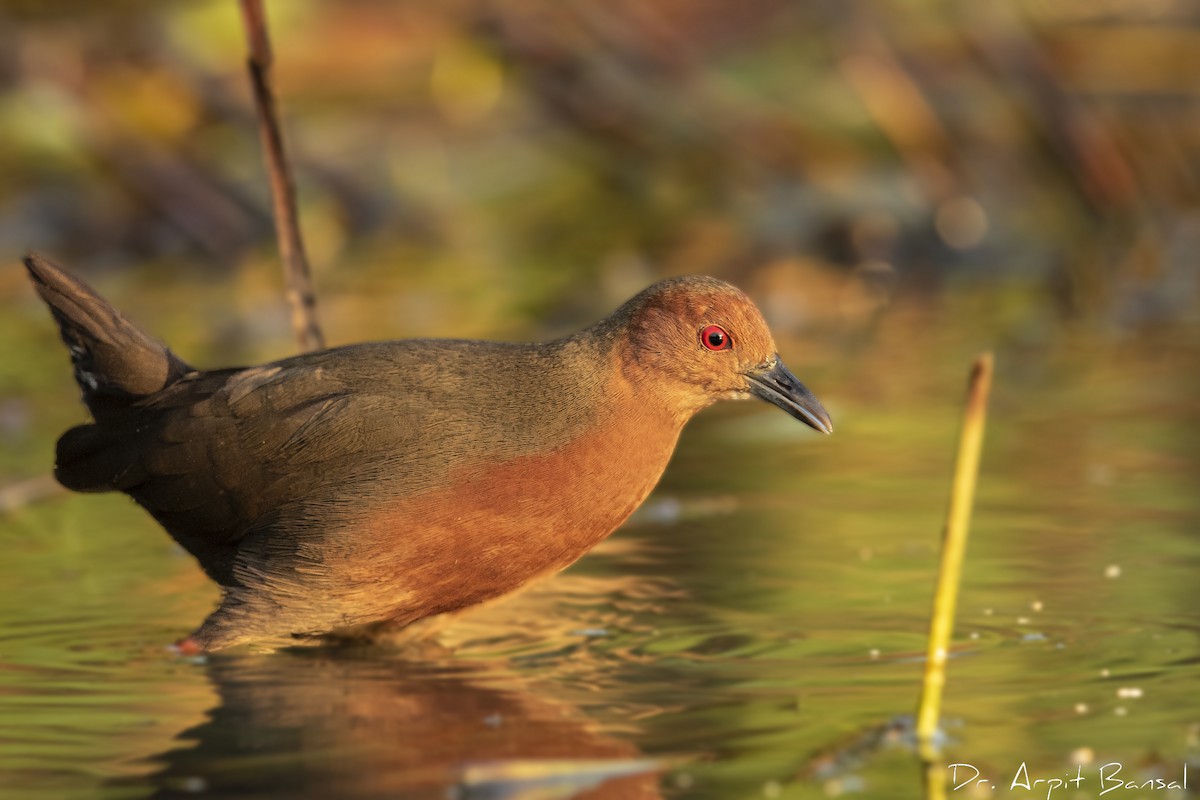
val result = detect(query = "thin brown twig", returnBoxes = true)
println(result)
[238,0,325,352]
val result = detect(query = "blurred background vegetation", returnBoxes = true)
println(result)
[1,0,1196,349]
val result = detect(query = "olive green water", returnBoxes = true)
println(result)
[1,283,1198,800]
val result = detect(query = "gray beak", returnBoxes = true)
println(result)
[745,357,833,434]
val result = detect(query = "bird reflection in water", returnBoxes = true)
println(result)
[143,648,662,799]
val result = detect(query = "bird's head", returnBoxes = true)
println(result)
[615,276,832,433]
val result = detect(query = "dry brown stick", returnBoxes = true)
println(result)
[238,0,325,352]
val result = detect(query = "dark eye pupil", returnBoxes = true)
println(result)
[708,331,724,347]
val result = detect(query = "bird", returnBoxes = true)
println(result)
[24,253,831,652]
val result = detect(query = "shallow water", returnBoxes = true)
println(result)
[1,292,1198,799]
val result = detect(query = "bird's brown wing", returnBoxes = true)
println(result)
[58,351,437,586]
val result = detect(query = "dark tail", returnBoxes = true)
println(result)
[27,253,193,493]
[25,253,191,420]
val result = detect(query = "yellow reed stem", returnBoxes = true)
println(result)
[915,353,993,745]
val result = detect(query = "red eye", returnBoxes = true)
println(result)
[700,324,732,351]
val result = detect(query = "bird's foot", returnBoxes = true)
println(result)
[169,636,205,656]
